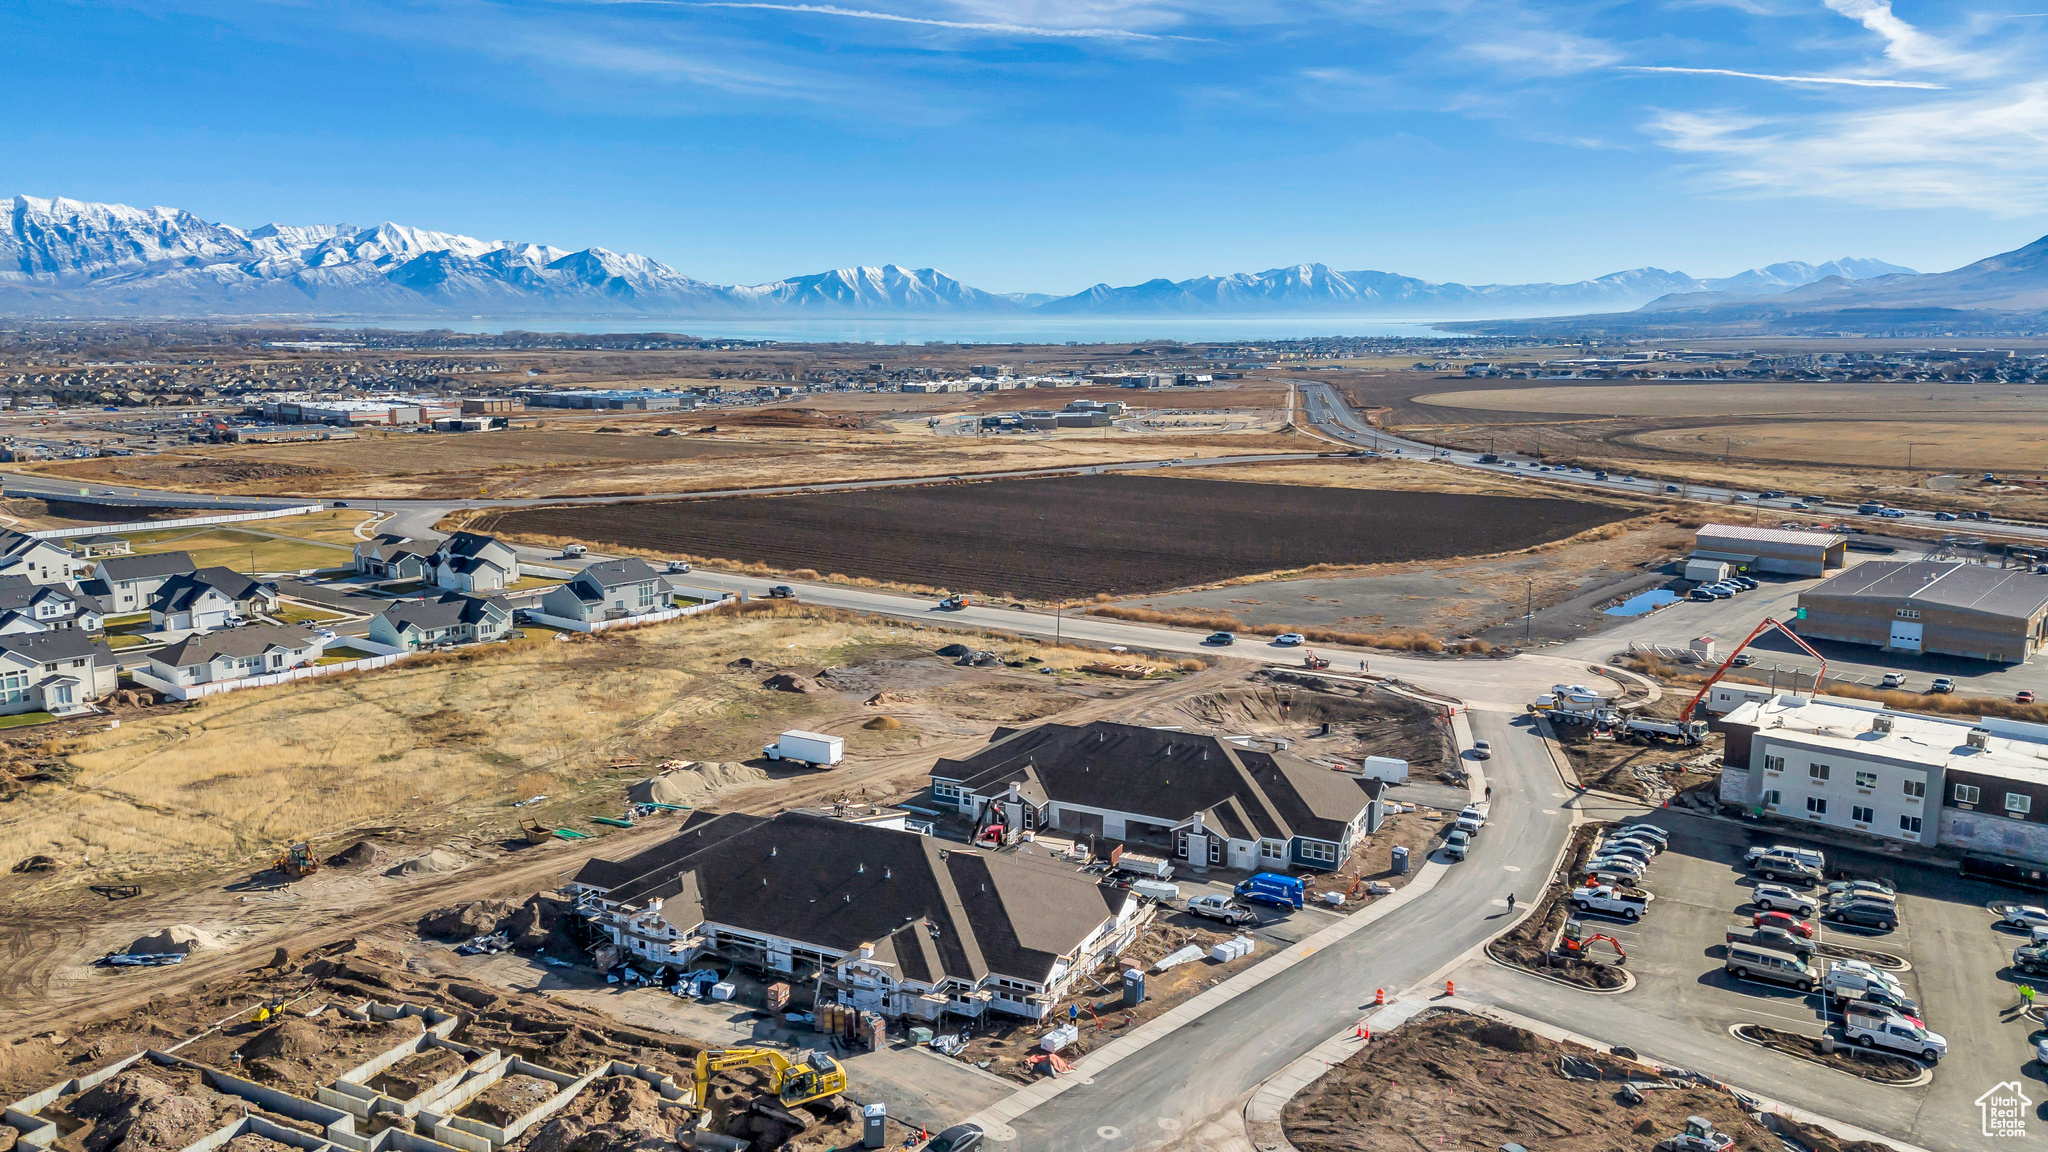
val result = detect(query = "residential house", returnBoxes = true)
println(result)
[352,534,432,581]
[539,558,670,624]
[368,592,513,650]
[85,551,197,614]
[929,721,1386,872]
[569,810,1147,1022]
[0,576,104,634]
[0,529,85,586]
[0,630,119,716]
[65,534,132,559]
[148,567,281,633]
[146,624,323,689]
[430,532,522,593]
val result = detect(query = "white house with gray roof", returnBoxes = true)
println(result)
[539,558,671,624]
[146,624,323,689]
[85,551,196,614]
[369,592,512,650]
[0,630,119,715]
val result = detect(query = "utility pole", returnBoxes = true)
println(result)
[1524,579,1533,646]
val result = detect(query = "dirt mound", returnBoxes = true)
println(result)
[418,900,516,941]
[238,1019,333,1062]
[127,926,224,955]
[174,461,332,481]
[627,763,765,806]
[325,841,386,868]
[225,1135,298,1152]
[387,850,466,877]
[70,1070,236,1152]
[464,1074,558,1126]
[861,715,901,731]
[865,691,911,707]
[521,1076,672,1152]
[503,893,570,950]
[761,672,819,693]
[12,854,58,873]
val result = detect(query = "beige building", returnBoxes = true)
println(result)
[1692,523,1846,577]
[1797,561,2048,664]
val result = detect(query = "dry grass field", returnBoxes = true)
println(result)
[0,605,1173,903]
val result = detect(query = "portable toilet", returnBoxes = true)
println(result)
[1123,968,1146,1007]
[1391,845,1410,875]
[862,1103,886,1149]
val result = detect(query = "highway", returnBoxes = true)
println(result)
[1298,380,2048,546]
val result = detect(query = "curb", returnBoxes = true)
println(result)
[1481,946,1636,994]
[1726,1023,1934,1088]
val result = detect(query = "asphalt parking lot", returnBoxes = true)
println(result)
[1457,803,2048,1152]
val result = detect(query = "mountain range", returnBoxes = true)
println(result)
[1,194,1917,321]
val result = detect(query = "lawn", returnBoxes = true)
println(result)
[113,527,355,575]
[275,602,349,624]
[316,645,380,663]
[502,575,565,592]
[243,508,386,546]
[0,711,57,729]
[104,634,150,650]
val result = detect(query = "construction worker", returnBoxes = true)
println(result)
[2023,983,2038,1009]
[1506,892,1517,910]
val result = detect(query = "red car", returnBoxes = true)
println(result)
[1753,910,1815,938]
[2019,691,2036,704]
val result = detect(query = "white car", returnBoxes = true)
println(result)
[1471,739,1493,760]
[1273,633,1306,646]
[2002,905,2048,931]
[1585,856,1646,881]
[1752,884,1818,916]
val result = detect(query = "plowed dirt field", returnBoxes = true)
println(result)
[477,473,1630,598]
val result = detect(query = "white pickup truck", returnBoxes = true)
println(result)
[1570,884,1653,921]
[1843,1005,1946,1061]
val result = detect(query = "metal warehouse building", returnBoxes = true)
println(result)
[1797,560,2048,663]
[1691,523,1846,576]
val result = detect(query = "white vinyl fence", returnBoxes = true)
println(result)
[528,596,731,634]
[28,504,328,540]
[129,637,411,701]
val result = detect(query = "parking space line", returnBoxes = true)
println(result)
[1724,1002,1823,1029]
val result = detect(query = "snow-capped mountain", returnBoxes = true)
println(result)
[1031,259,1917,319]
[0,195,1917,321]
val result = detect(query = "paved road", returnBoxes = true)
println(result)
[993,711,1573,1151]
[1299,381,2048,545]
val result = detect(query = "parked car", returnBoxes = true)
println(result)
[1593,840,1655,864]
[2019,690,2036,704]
[1442,829,1471,861]
[1471,739,1492,759]
[2012,942,2048,976]
[926,1124,984,1152]
[1824,901,1898,932]
[1999,905,2048,932]
[1456,805,1487,833]
[1881,672,1906,688]
[1724,941,1816,991]
[1752,910,1815,938]
[1751,884,1818,916]
[1928,677,1955,693]
[1618,823,1669,846]
[1185,894,1258,927]
[1729,576,1759,590]
[1731,653,1754,667]
[1727,923,1817,957]
[1752,853,1822,884]
[1934,511,1957,522]
[1746,844,1825,871]
[1204,632,1236,645]
[1688,589,1716,603]
[1604,832,1663,854]
[1703,584,1734,599]
[1584,855,1646,881]
[1273,633,1306,646]
[1827,879,1896,901]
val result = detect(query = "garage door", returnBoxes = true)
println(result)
[1889,620,1923,652]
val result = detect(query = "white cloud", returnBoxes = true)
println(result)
[680,0,1189,38]
[1620,65,1944,89]
[1646,81,2048,214]
[1821,0,1969,72]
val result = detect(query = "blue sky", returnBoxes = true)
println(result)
[6,0,2048,293]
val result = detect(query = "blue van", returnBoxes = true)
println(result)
[1234,873,1305,909]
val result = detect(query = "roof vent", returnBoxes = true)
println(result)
[770,845,778,857]
[858,862,866,874]
[1967,728,1991,750]
[1871,715,1893,735]
[884,867,892,880]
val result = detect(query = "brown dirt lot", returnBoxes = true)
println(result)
[477,474,1637,601]
[1280,1010,1884,1152]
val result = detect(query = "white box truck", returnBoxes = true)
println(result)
[764,730,844,769]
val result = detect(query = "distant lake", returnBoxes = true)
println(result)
[318,315,1477,343]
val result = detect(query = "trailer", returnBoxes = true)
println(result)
[764,730,845,769]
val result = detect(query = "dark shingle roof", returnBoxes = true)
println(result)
[0,630,112,663]
[577,558,662,590]
[382,592,509,632]
[96,551,197,582]
[933,721,1380,843]
[574,811,1126,983]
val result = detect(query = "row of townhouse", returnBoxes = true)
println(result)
[570,809,1149,1023]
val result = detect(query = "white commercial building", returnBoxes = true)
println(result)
[1718,695,2048,865]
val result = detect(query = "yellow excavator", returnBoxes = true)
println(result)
[691,1046,847,1114]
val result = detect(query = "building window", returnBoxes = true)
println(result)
[1806,797,1827,815]
[932,781,962,803]
[1808,763,1830,781]
[1260,840,1285,861]
[2008,793,2033,817]
[1175,829,1189,859]
[1299,840,1337,864]
[1895,608,1920,620]
[1902,779,1925,799]
[1900,815,1922,835]
[1955,783,1981,805]
[1854,770,1877,789]
[1763,755,1785,773]
[1764,789,1781,808]
[1852,805,1874,824]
